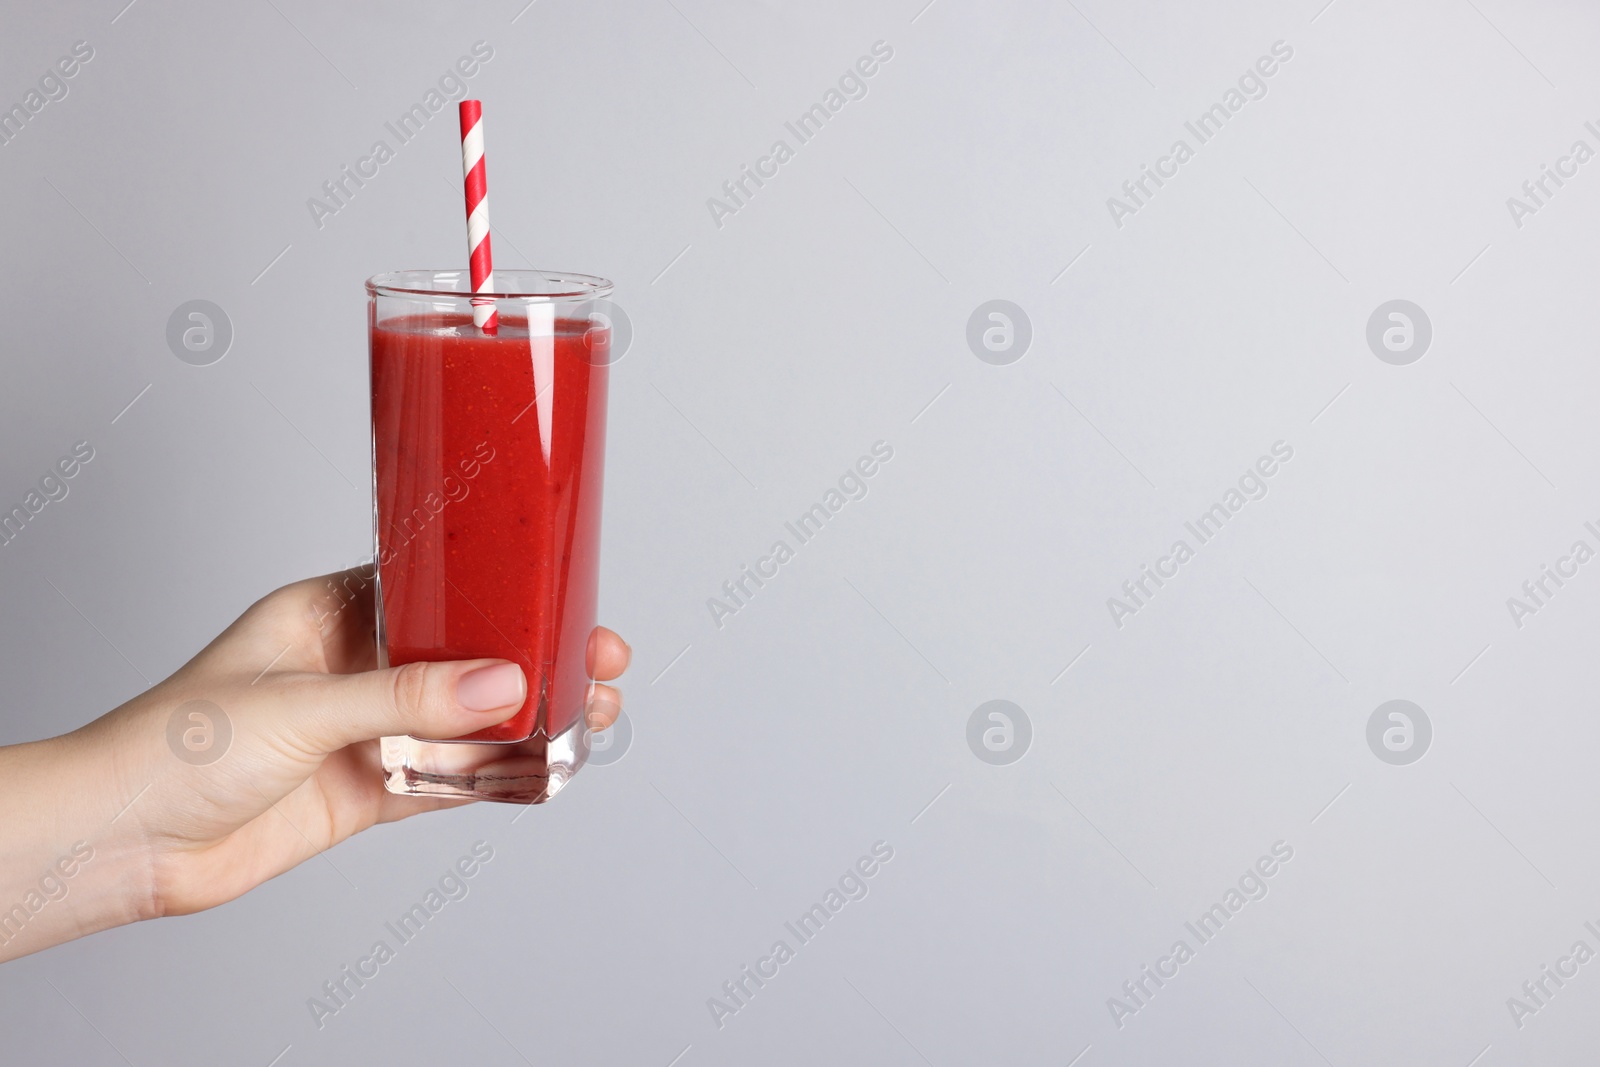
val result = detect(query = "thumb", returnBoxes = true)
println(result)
[285,659,527,752]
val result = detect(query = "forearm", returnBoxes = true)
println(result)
[0,723,157,962]
[0,570,630,964]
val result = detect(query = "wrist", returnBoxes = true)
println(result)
[0,721,160,961]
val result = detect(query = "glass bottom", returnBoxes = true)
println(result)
[381,721,590,805]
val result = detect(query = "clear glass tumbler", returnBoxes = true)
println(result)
[368,269,613,804]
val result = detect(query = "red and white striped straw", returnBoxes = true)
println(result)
[458,99,497,333]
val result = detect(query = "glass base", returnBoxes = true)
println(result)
[381,721,590,805]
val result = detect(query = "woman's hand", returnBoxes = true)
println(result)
[0,568,629,962]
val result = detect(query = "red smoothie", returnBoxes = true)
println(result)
[370,310,608,743]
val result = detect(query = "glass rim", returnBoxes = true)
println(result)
[366,268,614,302]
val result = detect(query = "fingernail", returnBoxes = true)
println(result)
[586,685,622,727]
[457,663,526,712]
[586,702,620,730]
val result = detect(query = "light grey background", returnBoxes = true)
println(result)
[2,0,1596,1063]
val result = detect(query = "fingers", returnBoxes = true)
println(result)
[196,567,379,682]
[587,626,630,681]
[584,627,628,729]
[311,567,381,671]
[278,659,526,753]
[585,683,622,729]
